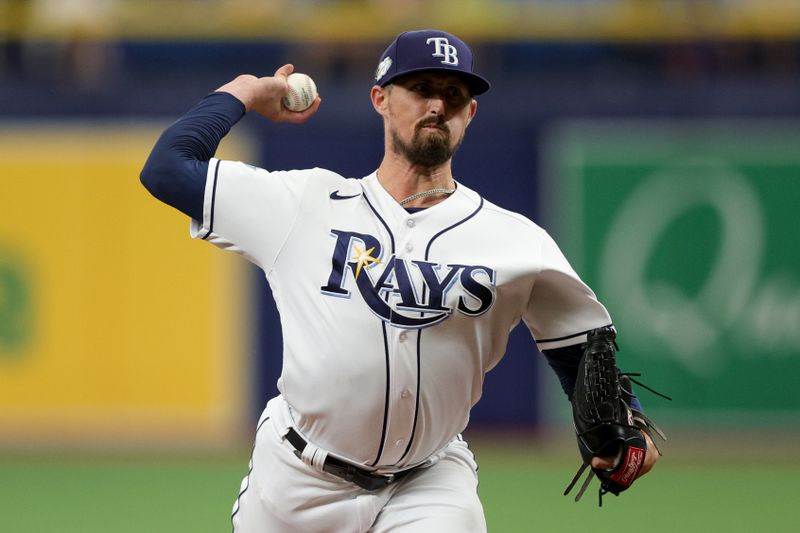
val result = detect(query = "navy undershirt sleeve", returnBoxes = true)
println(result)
[542,344,643,411]
[140,91,246,221]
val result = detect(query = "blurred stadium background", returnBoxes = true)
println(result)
[1,1,799,531]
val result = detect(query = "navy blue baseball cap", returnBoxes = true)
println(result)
[374,29,491,96]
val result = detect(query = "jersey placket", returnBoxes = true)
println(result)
[374,216,422,467]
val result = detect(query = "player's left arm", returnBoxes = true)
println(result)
[541,343,659,478]
[525,231,661,479]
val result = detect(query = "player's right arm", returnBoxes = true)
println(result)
[216,64,321,123]
[139,91,245,221]
[140,64,320,220]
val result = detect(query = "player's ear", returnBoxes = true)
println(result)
[371,85,390,116]
[465,99,477,127]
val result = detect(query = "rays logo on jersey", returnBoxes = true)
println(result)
[320,230,495,329]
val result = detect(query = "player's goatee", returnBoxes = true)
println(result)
[391,118,463,168]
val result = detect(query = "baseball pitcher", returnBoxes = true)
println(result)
[141,29,662,532]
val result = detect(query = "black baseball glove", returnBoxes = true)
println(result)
[563,327,667,506]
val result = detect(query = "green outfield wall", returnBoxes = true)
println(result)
[543,120,800,424]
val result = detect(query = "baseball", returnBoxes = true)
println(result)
[282,72,318,112]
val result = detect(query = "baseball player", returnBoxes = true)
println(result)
[141,29,658,532]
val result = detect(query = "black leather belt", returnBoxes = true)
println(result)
[285,428,418,491]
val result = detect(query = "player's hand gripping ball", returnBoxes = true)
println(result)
[282,73,318,112]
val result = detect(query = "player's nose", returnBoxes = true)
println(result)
[426,95,446,115]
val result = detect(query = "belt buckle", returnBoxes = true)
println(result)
[384,473,396,485]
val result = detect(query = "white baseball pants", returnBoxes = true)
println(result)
[231,396,487,533]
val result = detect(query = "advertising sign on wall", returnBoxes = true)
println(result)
[543,121,800,424]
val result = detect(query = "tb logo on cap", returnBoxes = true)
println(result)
[426,37,459,66]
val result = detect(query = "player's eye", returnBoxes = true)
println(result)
[445,86,469,106]
[412,83,432,96]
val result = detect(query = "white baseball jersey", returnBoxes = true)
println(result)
[190,158,612,471]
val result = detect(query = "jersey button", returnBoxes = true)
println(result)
[395,439,405,447]
[401,389,411,399]
[406,219,415,228]
[405,242,414,252]
[398,332,407,342]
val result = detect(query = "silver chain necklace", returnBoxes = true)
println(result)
[398,187,456,206]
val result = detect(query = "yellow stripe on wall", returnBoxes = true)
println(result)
[0,122,252,449]
[2,0,800,42]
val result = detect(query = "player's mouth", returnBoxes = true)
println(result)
[417,118,448,134]
[419,126,448,140]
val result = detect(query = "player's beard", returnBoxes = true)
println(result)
[391,117,463,169]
